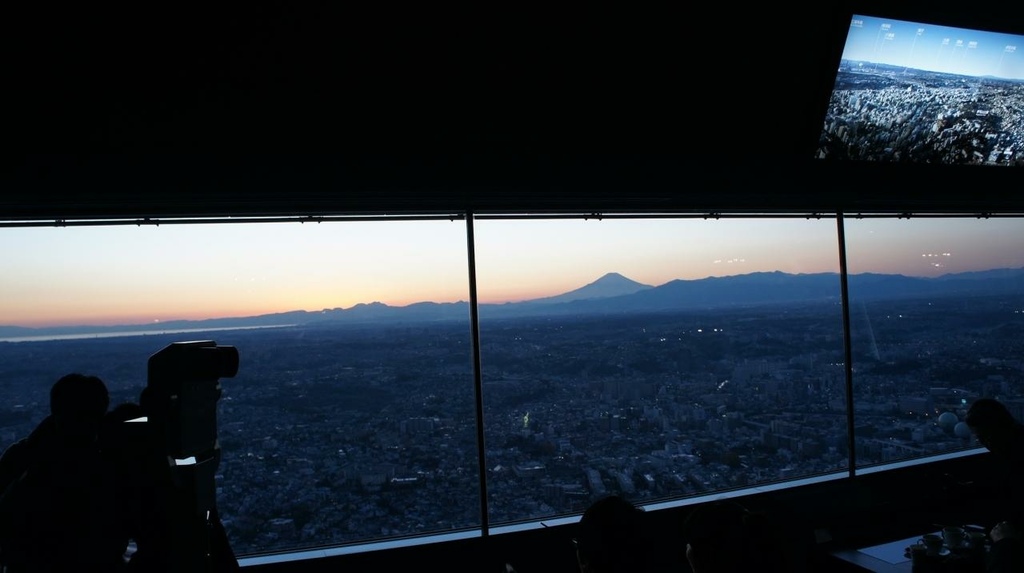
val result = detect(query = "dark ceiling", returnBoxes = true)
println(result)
[4,2,1023,219]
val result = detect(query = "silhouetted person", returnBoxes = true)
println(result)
[965,398,1024,573]
[681,500,789,573]
[573,495,649,573]
[100,400,149,565]
[965,398,1024,520]
[0,373,126,572]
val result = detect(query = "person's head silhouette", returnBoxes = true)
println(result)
[965,398,1020,456]
[574,495,647,573]
[682,500,786,573]
[49,373,110,448]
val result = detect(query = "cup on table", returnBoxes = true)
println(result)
[967,530,987,548]
[908,542,928,564]
[919,533,944,555]
[942,526,966,549]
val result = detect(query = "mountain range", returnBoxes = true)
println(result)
[4,269,1024,339]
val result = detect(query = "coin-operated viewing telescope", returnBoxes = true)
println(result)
[146,340,239,572]
[147,340,238,464]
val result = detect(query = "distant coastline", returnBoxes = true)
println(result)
[0,324,295,344]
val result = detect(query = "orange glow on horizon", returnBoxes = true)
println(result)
[8,286,575,329]
[6,294,481,330]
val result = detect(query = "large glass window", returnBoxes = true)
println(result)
[472,216,849,526]
[1,212,1021,561]
[843,216,1024,468]
[0,219,480,555]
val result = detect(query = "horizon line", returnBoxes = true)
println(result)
[5,266,1021,334]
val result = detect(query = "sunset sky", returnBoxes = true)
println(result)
[2,216,1023,328]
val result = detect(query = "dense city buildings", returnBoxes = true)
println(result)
[819,62,1024,164]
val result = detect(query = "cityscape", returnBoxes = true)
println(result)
[818,61,1024,165]
[1,271,1022,557]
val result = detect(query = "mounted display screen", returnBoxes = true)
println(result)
[816,14,1024,166]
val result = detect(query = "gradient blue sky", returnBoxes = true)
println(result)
[842,14,1024,80]
[2,217,1023,328]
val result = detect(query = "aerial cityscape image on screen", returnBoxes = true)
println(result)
[818,14,1024,166]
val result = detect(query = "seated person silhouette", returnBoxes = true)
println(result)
[681,499,788,573]
[100,400,150,565]
[573,494,649,573]
[964,397,1024,573]
[0,373,126,572]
